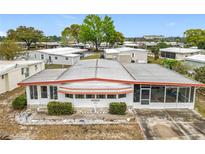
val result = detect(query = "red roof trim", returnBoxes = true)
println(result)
[59,86,132,90]
[18,77,205,87]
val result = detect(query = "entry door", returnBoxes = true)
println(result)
[141,89,150,105]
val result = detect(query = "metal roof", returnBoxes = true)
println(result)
[104,47,147,54]
[160,47,202,54]
[123,63,200,85]
[19,59,203,86]
[0,60,43,76]
[21,69,67,83]
[32,47,87,57]
[58,59,134,81]
[185,54,205,63]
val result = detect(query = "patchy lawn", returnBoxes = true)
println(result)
[81,52,101,60]
[45,64,70,69]
[0,88,143,140]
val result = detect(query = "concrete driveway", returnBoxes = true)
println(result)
[135,109,205,140]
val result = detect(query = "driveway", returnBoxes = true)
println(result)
[135,109,205,140]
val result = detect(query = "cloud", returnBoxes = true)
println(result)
[167,22,176,27]
[0,31,6,36]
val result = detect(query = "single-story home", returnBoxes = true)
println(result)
[160,47,202,60]
[18,59,204,109]
[28,47,87,65]
[0,60,45,94]
[104,47,147,63]
[185,54,205,70]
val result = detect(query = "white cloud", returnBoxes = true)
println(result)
[0,31,6,36]
[167,22,176,27]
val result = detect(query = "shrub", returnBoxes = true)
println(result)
[47,101,74,115]
[12,94,27,110]
[109,102,127,115]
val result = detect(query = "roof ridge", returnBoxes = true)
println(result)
[119,62,136,80]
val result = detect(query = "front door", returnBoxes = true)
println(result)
[141,89,150,105]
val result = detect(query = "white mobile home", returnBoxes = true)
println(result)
[0,60,44,94]
[19,59,204,110]
[28,47,87,65]
[185,54,205,69]
[160,47,201,60]
[104,47,147,63]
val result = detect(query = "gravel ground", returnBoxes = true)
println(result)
[0,88,144,140]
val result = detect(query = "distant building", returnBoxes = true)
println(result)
[185,54,205,69]
[28,47,87,65]
[143,35,164,40]
[160,47,202,60]
[104,47,147,63]
[0,60,44,94]
[18,59,204,109]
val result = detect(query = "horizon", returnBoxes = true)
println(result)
[0,14,205,37]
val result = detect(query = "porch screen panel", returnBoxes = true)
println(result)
[50,86,58,99]
[151,86,165,103]
[178,87,190,103]
[30,85,38,99]
[165,87,177,103]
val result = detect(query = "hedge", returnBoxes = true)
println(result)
[47,101,74,115]
[109,102,127,115]
[12,94,27,110]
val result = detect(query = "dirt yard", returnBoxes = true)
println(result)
[0,88,143,140]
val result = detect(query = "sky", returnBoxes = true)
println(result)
[0,14,205,37]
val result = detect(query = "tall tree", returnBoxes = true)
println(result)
[150,46,160,60]
[102,15,116,47]
[79,15,104,51]
[0,40,22,60]
[184,29,205,47]
[114,31,125,45]
[7,26,44,50]
[62,24,81,44]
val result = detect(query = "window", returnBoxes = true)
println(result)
[161,52,176,59]
[25,68,29,77]
[35,65,38,70]
[21,68,24,75]
[86,94,95,99]
[190,87,195,102]
[50,86,58,99]
[118,94,126,98]
[65,57,68,60]
[75,94,84,99]
[96,95,106,99]
[41,54,44,59]
[165,87,177,103]
[30,85,38,99]
[151,86,165,103]
[41,86,48,98]
[107,94,116,99]
[132,53,135,58]
[178,87,190,103]
[55,57,58,60]
[65,94,73,98]
[133,85,140,102]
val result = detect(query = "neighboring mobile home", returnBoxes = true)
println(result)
[19,59,204,110]
[0,60,45,94]
[160,47,201,60]
[28,47,87,65]
[185,54,205,70]
[104,47,147,63]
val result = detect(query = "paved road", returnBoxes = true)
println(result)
[135,109,205,140]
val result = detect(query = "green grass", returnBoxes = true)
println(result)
[81,52,101,60]
[45,64,70,69]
